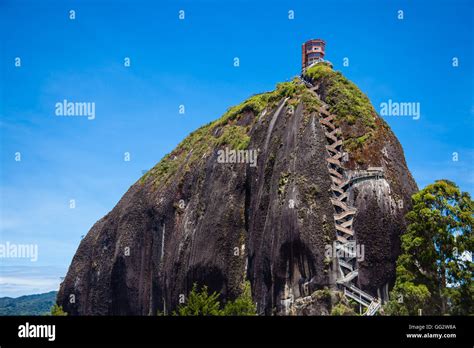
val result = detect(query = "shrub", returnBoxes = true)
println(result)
[173,283,223,316]
[50,304,67,316]
[223,281,257,316]
[330,303,356,316]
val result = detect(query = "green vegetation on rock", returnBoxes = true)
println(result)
[216,125,250,150]
[141,65,390,189]
[301,89,321,113]
[278,172,291,198]
[311,288,332,302]
[303,63,376,129]
[141,80,306,189]
[343,133,373,157]
[330,303,356,316]
[302,63,395,168]
[222,281,257,316]
[50,303,68,316]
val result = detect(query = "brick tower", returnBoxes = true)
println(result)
[301,39,326,70]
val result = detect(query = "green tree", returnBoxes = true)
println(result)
[223,281,257,316]
[173,283,223,316]
[385,180,473,315]
[50,304,68,316]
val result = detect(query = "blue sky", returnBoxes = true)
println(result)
[0,0,472,297]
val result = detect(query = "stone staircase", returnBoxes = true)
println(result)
[298,75,384,316]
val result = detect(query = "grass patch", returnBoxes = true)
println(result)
[278,172,291,198]
[216,126,250,150]
[303,63,376,129]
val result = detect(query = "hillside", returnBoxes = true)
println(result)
[0,291,57,316]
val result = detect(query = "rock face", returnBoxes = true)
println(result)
[57,64,417,315]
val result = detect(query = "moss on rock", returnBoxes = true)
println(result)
[303,63,376,129]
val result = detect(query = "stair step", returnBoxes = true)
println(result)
[325,132,338,142]
[344,287,371,307]
[326,157,342,166]
[335,192,348,202]
[339,259,353,271]
[335,224,354,236]
[328,168,343,179]
[336,235,348,243]
[319,108,331,116]
[341,219,353,228]
[330,198,353,211]
[334,209,356,220]
[337,270,358,284]
[319,119,335,130]
[326,139,343,148]
[347,284,375,302]
[335,244,357,258]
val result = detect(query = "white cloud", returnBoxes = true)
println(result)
[0,265,63,298]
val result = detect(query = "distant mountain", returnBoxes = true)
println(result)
[0,291,57,315]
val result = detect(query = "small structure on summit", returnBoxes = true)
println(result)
[301,38,332,71]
